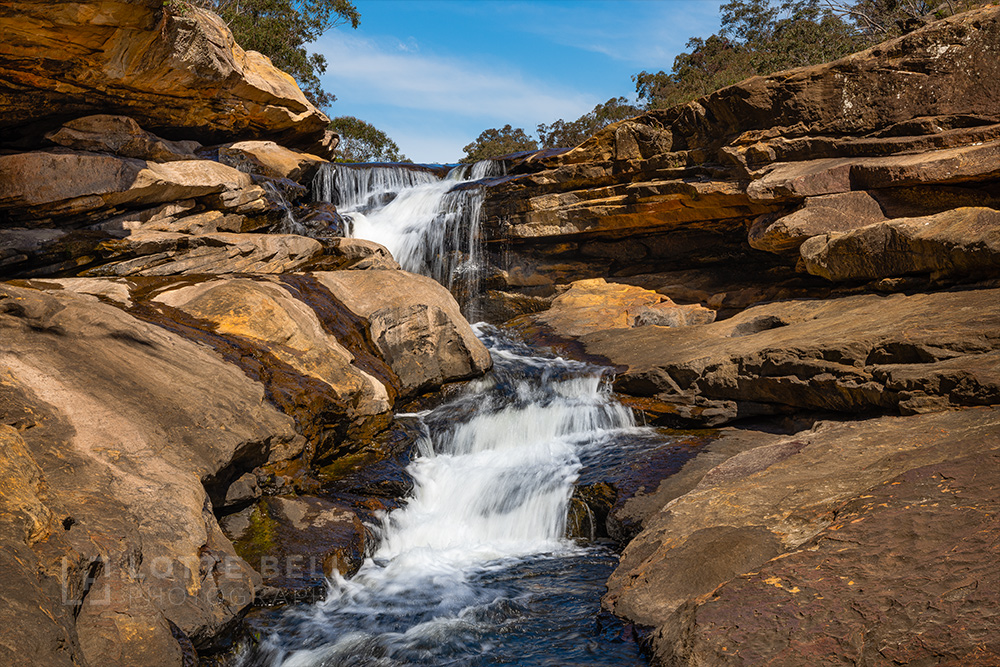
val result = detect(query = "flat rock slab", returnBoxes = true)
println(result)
[604,407,1000,665]
[580,288,1000,425]
[648,425,1000,666]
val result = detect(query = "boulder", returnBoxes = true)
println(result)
[218,141,326,182]
[605,407,1000,666]
[151,278,392,419]
[578,288,1000,426]
[313,270,493,396]
[0,1,330,152]
[748,191,886,255]
[0,282,304,664]
[800,206,1000,282]
[321,237,401,271]
[515,278,716,338]
[223,495,366,602]
[44,114,200,162]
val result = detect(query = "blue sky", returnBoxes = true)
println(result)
[314,0,723,163]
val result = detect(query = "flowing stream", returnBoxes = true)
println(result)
[236,162,674,665]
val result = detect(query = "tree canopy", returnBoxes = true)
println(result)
[330,116,408,163]
[459,125,538,163]
[187,0,360,108]
[633,0,995,110]
[537,97,640,149]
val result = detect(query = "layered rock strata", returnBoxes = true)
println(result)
[472,8,1000,666]
[482,6,1000,309]
[0,0,333,153]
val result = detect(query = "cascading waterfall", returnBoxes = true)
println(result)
[238,160,663,666]
[312,161,505,316]
[237,328,652,666]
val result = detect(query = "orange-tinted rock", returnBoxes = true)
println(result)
[313,270,493,396]
[0,149,260,224]
[580,288,1000,426]
[518,278,715,339]
[0,1,330,152]
[218,141,327,182]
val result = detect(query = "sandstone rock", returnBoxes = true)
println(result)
[517,278,716,338]
[218,141,326,182]
[746,140,1000,202]
[481,8,1000,295]
[0,150,260,225]
[313,270,493,396]
[152,278,392,419]
[0,282,305,662]
[800,206,1000,282]
[318,237,402,271]
[578,289,1000,426]
[604,408,1000,666]
[135,210,243,235]
[0,1,330,152]
[88,232,324,276]
[45,114,200,162]
[748,191,886,254]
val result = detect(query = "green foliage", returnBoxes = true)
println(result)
[536,97,641,149]
[189,0,360,108]
[330,116,408,163]
[831,0,993,39]
[634,0,867,109]
[634,0,996,111]
[460,125,538,163]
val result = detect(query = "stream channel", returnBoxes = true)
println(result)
[235,162,693,666]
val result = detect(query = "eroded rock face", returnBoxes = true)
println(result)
[481,6,1000,304]
[800,206,1000,282]
[514,278,715,339]
[314,270,493,396]
[0,1,331,153]
[152,278,392,419]
[605,408,1000,666]
[578,288,1000,426]
[0,269,492,664]
[0,283,303,664]
[44,114,201,162]
[218,141,326,182]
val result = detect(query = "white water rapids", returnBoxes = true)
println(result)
[313,161,504,312]
[236,161,661,665]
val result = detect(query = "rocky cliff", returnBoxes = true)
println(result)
[480,6,1000,666]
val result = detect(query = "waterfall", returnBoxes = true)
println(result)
[235,159,658,666]
[312,161,505,315]
[240,327,648,666]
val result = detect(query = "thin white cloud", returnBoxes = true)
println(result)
[485,1,721,66]
[315,31,594,125]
